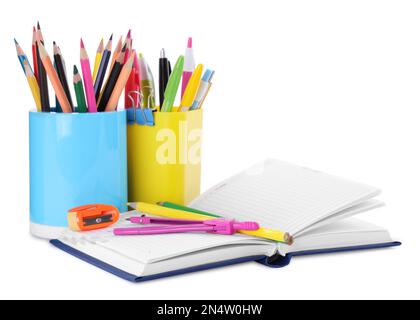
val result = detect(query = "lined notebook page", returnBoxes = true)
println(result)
[190,160,381,236]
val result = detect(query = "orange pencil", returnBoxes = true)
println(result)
[123,31,132,64]
[105,52,135,112]
[37,42,72,113]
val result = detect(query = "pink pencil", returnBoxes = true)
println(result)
[80,39,97,112]
[181,37,195,98]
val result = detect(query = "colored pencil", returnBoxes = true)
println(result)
[36,23,50,112]
[97,46,126,112]
[94,34,113,101]
[122,30,132,64]
[105,52,135,111]
[23,60,42,112]
[32,26,38,81]
[14,39,31,72]
[80,39,97,113]
[54,60,62,112]
[73,66,87,113]
[154,202,293,244]
[37,42,72,113]
[108,35,123,76]
[92,38,104,81]
[53,42,74,111]
[124,49,140,108]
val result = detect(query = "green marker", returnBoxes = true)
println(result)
[160,55,184,112]
[73,66,87,113]
[157,201,220,218]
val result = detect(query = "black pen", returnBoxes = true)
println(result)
[159,49,171,107]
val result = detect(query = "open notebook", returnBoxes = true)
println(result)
[51,160,400,282]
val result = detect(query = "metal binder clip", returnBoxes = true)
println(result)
[126,91,141,125]
[135,86,156,126]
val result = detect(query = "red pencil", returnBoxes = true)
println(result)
[32,26,38,81]
[124,49,140,108]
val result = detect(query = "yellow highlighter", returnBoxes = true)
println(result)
[128,202,293,245]
[179,64,203,112]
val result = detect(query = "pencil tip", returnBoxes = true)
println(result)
[127,29,131,38]
[73,65,78,74]
[37,21,41,30]
[33,26,36,32]
[14,38,18,45]
[53,41,56,45]
[139,52,143,59]
[110,34,113,40]
[80,38,85,48]
[187,37,193,48]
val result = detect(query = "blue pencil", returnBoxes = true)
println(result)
[14,39,32,73]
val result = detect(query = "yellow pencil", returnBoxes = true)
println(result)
[128,202,293,244]
[23,60,41,112]
[92,38,104,82]
[179,64,203,112]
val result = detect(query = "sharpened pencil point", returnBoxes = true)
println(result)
[127,29,131,38]
[109,34,113,41]
[37,21,41,30]
[14,38,18,45]
[73,65,78,74]
[80,38,85,48]
[187,37,193,48]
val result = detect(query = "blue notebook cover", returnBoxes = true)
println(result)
[50,240,401,283]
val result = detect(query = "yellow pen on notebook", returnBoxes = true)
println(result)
[179,64,203,112]
[127,202,293,245]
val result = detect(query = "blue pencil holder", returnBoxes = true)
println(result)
[29,110,128,239]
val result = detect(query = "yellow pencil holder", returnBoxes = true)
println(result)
[127,108,203,205]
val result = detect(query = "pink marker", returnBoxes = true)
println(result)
[181,37,195,98]
[114,217,260,236]
[80,39,97,112]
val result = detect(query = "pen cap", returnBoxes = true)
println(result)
[29,110,128,239]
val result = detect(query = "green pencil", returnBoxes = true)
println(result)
[73,65,87,113]
[157,202,220,218]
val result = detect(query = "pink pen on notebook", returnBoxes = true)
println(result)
[80,39,97,112]
[181,37,195,98]
[113,216,260,236]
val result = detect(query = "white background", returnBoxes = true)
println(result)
[0,0,419,300]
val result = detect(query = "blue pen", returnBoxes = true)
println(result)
[190,69,215,110]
